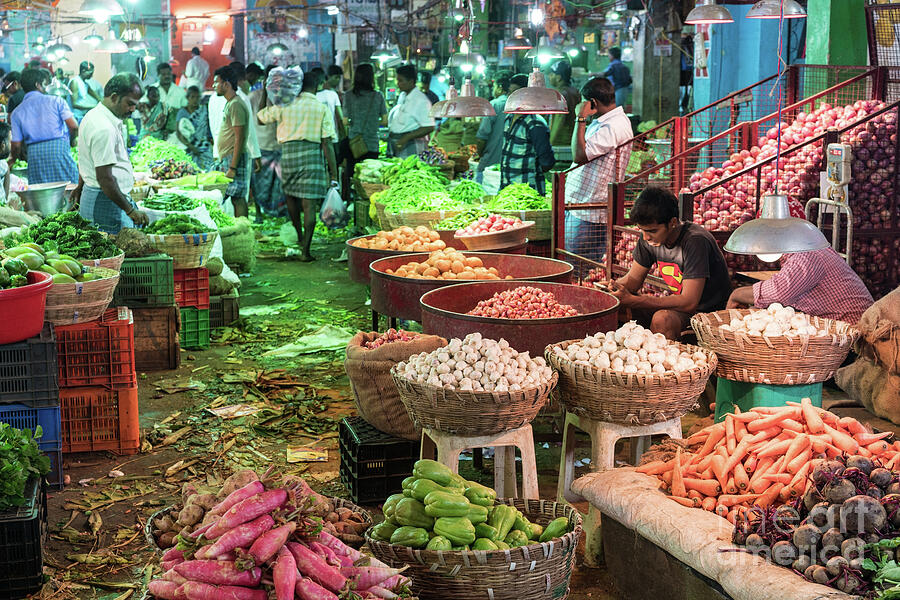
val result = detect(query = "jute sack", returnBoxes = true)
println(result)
[836,356,900,425]
[220,218,257,274]
[345,332,447,440]
[858,286,900,375]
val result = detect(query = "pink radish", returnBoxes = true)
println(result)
[215,551,238,561]
[308,542,344,567]
[162,548,185,562]
[162,569,189,584]
[286,542,348,593]
[361,586,399,599]
[162,559,182,571]
[179,582,266,600]
[272,546,297,600]
[173,561,262,586]
[208,481,266,518]
[295,577,339,600]
[380,575,411,590]
[204,489,287,539]
[317,532,391,569]
[188,521,216,539]
[342,566,406,590]
[148,580,180,600]
[245,522,296,566]
[196,515,274,560]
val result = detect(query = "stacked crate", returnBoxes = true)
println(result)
[0,325,63,489]
[113,254,180,370]
[55,308,140,456]
[0,478,46,598]
[174,267,210,350]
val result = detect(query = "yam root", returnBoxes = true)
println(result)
[188,493,218,511]
[176,504,205,528]
[219,470,260,499]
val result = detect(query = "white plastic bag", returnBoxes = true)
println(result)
[320,186,347,229]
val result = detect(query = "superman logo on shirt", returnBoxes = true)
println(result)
[658,261,684,293]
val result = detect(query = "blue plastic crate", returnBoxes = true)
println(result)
[0,404,61,448]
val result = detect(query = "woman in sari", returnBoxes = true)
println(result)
[139,86,168,141]
[175,86,214,169]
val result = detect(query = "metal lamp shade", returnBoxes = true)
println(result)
[84,34,103,46]
[685,4,734,24]
[746,0,807,18]
[439,79,495,118]
[429,85,457,117]
[724,195,829,256]
[96,37,128,53]
[371,41,400,61]
[79,0,124,17]
[127,40,150,51]
[504,68,568,114]
[504,29,533,50]
[267,42,289,56]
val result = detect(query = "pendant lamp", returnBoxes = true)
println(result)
[724,194,828,258]
[371,40,400,62]
[746,0,807,19]
[504,67,567,114]
[266,42,289,56]
[127,40,149,51]
[438,78,494,118]
[79,0,124,19]
[95,33,128,53]
[524,37,564,64]
[685,2,734,25]
[429,84,457,117]
[46,39,73,59]
[84,33,103,47]
[504,28,533,51]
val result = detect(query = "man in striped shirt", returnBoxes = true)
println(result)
[726,247,874,324]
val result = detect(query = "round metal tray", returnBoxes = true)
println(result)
[346,234,421,284]
[420,281,619,356]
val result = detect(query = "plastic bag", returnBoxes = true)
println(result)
[266,67,304,106]
[320,186,348,229]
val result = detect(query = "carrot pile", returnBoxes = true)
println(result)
[636,398,896,524]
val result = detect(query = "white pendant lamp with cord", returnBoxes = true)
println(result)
[439,1,495,118]
[685,1,734,25]
[504,68,567,114]
[95,32,128,53]
[746,0,807,19]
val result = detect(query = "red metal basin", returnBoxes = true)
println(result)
[437,229,467,250]
[420,281,620,356]
[370,253,574,322]
[346,235,421,284]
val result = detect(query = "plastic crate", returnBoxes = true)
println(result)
[209,292,240,328]
[0,404,61,448]
[55,307,136,390]
[113,254,175,307]
[44,448,63,490]
[339,416,418,504]
[174,267,210,309]
[714,380,823,423]
[0,478,45,600]
[60,385,140,455]
[132,305,180,371]
[180,307,210,350]
[0,324,58,408]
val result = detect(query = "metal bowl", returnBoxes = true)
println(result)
[17,182,71,215]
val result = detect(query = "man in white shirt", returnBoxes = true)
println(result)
[230,62,262,199]
[73,73,149,234]
[565,77,634,262]
[153,62,187,138]
[387,64,435,158]
[181,47,210,90]
[315,66,344,143]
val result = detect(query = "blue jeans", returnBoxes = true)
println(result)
[565,214,606,263]
[615,86,631,109]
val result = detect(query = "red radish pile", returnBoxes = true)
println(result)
[364,329,418,349]
[468,286,578,319]
[148,473,411,600]
[456,214,524,236]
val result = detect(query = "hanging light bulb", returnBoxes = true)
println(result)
[46,39,73,60]
[725,195,827,257]
[298,25,309,38]
[429,84,456,117]
[203,25,216,42]
[95,31,128,53]
[127,39,149,51]
[267,42,289,56]
[78,0,124,21]
[504,28,533,51]
[326,5,339,15]
[439,77,495,118]
[505,67,568,114]
[475,63,486,75]
[31,41,45,53]
[685,1,734,25]
[529,6,544,26]
[84,33,103,47]
[371,39,400,62]
[525,37,564,65]
[746,0,806,19]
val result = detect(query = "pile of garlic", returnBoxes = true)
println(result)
[718,304,829,337]
[395,332,554,392]
[552,321,709,375]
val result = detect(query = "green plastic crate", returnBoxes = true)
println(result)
[714,379,823,423]
[113,255,175,307]
[179,307,210,350]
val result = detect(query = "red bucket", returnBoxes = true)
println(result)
[0,271,52,345]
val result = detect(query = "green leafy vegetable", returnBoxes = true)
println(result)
[24,212,120,259]
[0,423,50,510]
[381,170,461,213]
[487,183,550,211]
[130,137,199,172]
[201,198,235,228]
[449,180,486,204]
[433,207,491,230]
[381,155,448,186]
[145,214,210,235]
[143,193,200,212]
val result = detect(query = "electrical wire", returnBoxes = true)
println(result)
[773,0,787,194]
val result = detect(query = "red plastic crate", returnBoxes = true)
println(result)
[55,307,136,390]
[60,385,140,455]
[173,267,210,309]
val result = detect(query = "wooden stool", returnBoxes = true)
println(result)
[556,412,683,566]
[420,425,539,500]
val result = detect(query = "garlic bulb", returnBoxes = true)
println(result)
[720,307,829,338]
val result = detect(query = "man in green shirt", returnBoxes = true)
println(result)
[213,66,250,217]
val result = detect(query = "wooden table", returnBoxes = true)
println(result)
[736,270,779,283]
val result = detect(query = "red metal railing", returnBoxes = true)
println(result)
[866,2,900,103]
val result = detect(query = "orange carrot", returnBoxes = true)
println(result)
[787,448,811,475]
[801,397,824,434]
[669,496,697,508]
[683,478,721,497]
[671,448,686,498]
[718,494,760,507]
[688,489,703,500]
[722,438,752,475]
[856,432,893,446]
[841,417,867,434]
[711,455,728,490]
[858,447,873,458]
[888,454,900,471]
[700,468,713,480]
[701,497,717,512]
[725,476,737,495]
[661,471,673,485]
[715,504,729,518]
[731,411,761,423]
[734,419,748,443]
[746,409,800,433]
[726,509,738,525]
[782,435,810,468]
[734,462,750,491]
[780,419,805,433]
[748,457,775,489]
[761,473,794,484]
[744,455,758,473]
[754,483,784,509]
[695,425,726,460]
[725,416,736,453]
[756,438,793,459]
[824,423,860,454]
[788,462,812,497]
[636,460,668,474]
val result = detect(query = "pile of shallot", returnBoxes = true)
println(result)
[395,333,553,392]
[718,304,830,337]
[552,322,709,375]
[467,286,578,319]
[364,329,418,349]
[456,214,525,236]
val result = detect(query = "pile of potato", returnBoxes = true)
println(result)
[385,249,515,280]
[351,226,446,252]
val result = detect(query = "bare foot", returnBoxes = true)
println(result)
[299,254,316,263]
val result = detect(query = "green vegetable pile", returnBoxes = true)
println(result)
[487,183,551,211]
[433,207,491,231]
[24,212,119,259]
[382,170,461,213]
[130,137,199,172]
[166,171,233,189]
[0,423,50,510]
[143,192,200,212]
[449,180,486,204]
[370,459,573,551]
[201,198,235,228]
[145,214,210,235]
[382,156,448,186]
[12,159,27,170]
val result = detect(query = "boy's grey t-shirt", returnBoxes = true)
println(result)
[632,222,732,312]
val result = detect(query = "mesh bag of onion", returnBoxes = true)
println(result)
[345,330,447,440]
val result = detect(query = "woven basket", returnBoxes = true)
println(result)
[495,209,551,241]
[545,340,716,425]
[691,309,860,385]
[366,498,581,600]
[391,369,558,436]
[386,209,464,230]
[147,231,218,269]
[79,252,125,271]
[44,267,120,325]
[360,182,388,201]
[375,202,390,229]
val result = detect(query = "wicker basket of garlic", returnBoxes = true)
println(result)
[545,322,717,426]
[391,333,558,436]
[691,305,859,385]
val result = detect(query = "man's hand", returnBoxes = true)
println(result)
[253,158,261,173]
[128,209,150,227]
[576,100,598,120]
[608,280,636,307]
[69,185,83,207]
[396,135,409,149]
[727,286,755,310]
[226,167,236,180]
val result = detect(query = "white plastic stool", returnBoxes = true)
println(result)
[556,412,682,565]
[420,425,539,500]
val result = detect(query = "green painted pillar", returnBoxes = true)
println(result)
[806,0,868,65]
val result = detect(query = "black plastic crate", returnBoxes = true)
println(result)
[113,255,175,307]
[0,478,45,600]
[209,292,240,328]
[339,417,418,505]
[0,324,58,408]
